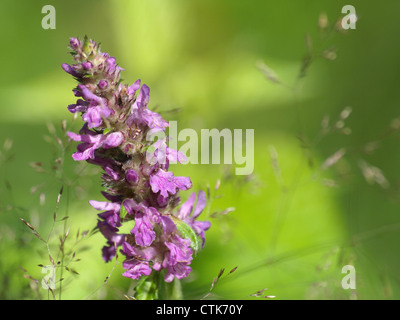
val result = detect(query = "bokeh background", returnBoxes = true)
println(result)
[1,0,400,300]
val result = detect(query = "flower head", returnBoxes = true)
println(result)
[63,36,210,285]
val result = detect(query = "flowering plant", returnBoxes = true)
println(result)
[63,36,211,299]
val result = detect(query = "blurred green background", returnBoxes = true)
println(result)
[1,0,400,300]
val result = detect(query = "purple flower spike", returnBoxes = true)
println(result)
[63,37,211,289]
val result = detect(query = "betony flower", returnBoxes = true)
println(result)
[67,125,124,161]
[97,220,125,262]
[63,36,210,287]
[149,169,192,198]
[90,200,121,228]
[127,84,169,129]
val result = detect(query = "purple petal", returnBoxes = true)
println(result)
[82,104,111,128]
[102,242,117,262]
[149,170,174,197]
[71,142,96,161]
[142,109,169,129]
[104,166,120,180]
[68,99,88,113]
[125,169,139,185]
[165,236,193,264]
[192,220,211,233]
[101,191,122,203]
[97,220,125,244]
[157,194,168,207]
[121,241,136,257]
[122,241,157,261]
[135,84,150,110]
[62,63,81,78]
[67,131,101,144]
[98,210,121,228]
[102,132,124,149]
[149,169,192,198]
[192,190,207,218]
[69,37,81,50]
[127,108,168,130]
[122,198,138,215]
[174,176,192,192]
[132,213,155,247]
[89,200,120,212]
[128,79,141,96]
[192,221,211,248]
[79,123,98,135]
[164,263,192,283]
[82,107,102,128]
[147,207,161,223]
[105,57,116,74]
[122,260,152,280]
[98,80,108,90]
[78,84,104,105]
[167,148,187,164]
[81,62,93,70]
[178,193,196,220]
[161,216,176,235]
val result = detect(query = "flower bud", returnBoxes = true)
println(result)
[126,169,139,185]
[98,80,108,90]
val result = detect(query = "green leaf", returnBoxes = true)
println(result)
[170,216,201,255]
[83,35,90,53]
[134,274,159,300]
[120,202,128,220]
[103,128,112,135]
[142,144,156,154]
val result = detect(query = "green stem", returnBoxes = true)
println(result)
[159,278,183,300]
[134,272,160,300]
[133,272,183,300]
